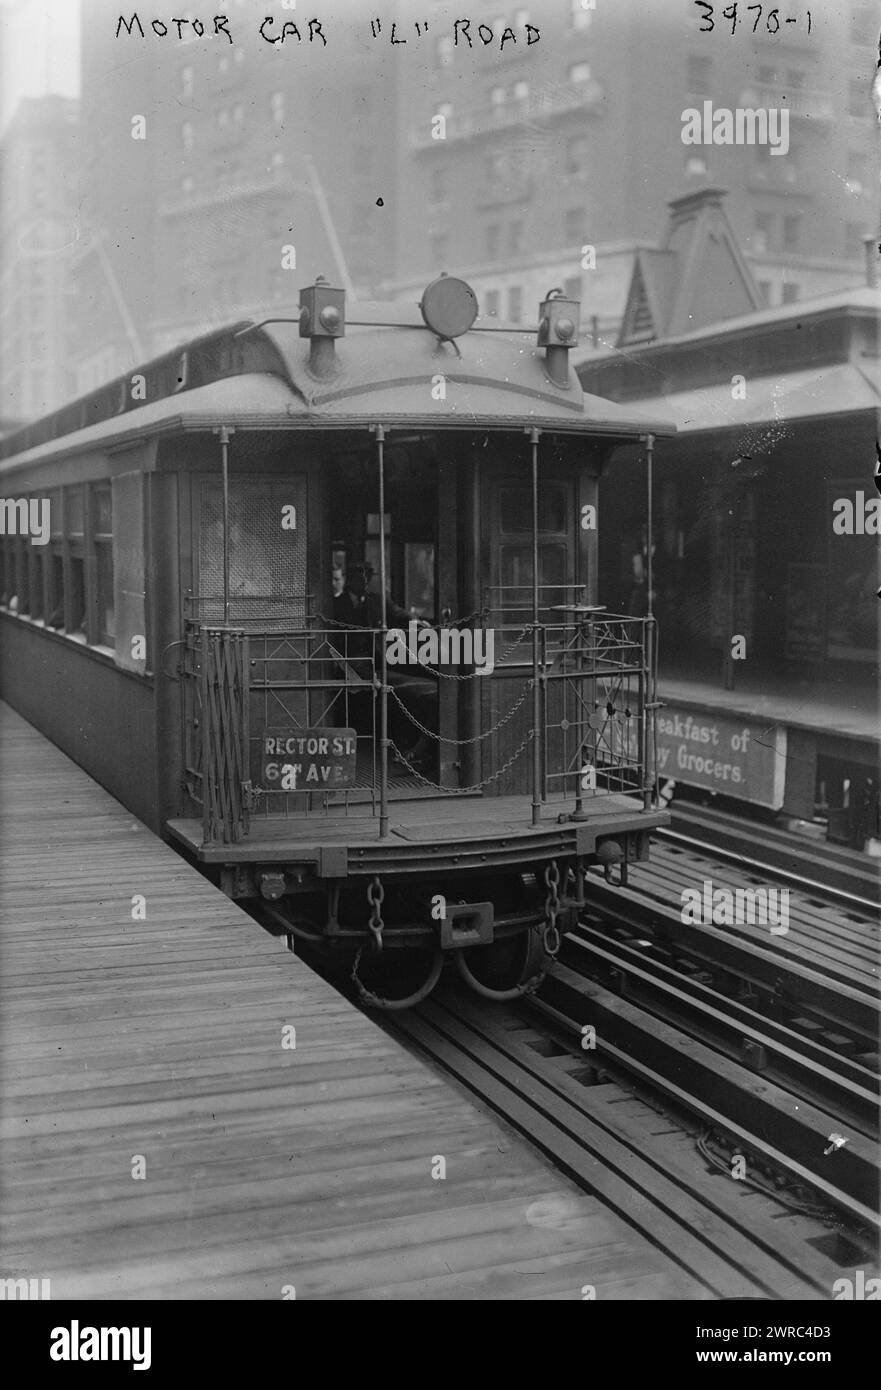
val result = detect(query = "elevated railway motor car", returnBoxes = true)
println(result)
[0,274,672,1006]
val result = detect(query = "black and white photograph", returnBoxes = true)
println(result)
[0,0,879,1332]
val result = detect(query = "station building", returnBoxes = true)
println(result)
[577,187,880,850]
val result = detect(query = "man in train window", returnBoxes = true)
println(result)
[347,561,436,774]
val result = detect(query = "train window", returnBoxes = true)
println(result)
[65,487,85,636]
[499,542,567,610]
[46,488,64,629]
[500,486,567,534]
[199,475,308,627]
[112,472,147,674]
[15,532,29,616]
[28,529,43,621]
[47,557,65,629]
[65,486,84,536]
[68,558,86,636]
[92,483,114,648]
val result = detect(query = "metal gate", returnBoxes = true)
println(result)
[186,626,251,845]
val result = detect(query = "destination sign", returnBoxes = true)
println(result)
[262,728,357,791]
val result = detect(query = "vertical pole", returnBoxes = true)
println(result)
[645,433,656,811]
[529,427,542,826]
[216,425,234,626]
[376,425,390,837]
[200,626,211,844]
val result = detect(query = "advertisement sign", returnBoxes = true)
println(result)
[655,705,786,809]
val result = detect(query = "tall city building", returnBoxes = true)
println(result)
[388,0,880,328]
[0,95,79,420]
[73,0,400,385]
[16,0,878,403]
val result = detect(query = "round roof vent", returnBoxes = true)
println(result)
[420,274,479,339]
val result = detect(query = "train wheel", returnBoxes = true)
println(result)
[456,926,547,1001]
[352,944,444,1011]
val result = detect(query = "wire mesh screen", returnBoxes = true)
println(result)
[198,475,307,628]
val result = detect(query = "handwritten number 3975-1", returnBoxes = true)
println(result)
[693,3,811,33]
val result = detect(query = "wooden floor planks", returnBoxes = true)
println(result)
[0,701,703,1300]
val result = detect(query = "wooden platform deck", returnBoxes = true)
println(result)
[0,702,702,1300]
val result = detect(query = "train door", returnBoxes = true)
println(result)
[189,473,311,816]
[481,471,578,797]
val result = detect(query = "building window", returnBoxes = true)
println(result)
[781,283,800,305]
[758,65,776,86]
[685,154,708,178]
[782,213,801,249]
[513,81,529,103]
[490,86,506,108]
[233,103,244,124]
[508,220,522,253]
[437,35,453,65]
[92,483,114,648]
[569,62,591,84]
[485,289,500,316]
[753,211,774,254]
[270,151,284,169]
[564,275,581,302]
[571,0,593,29]
[486,223,501,258]
[181,65,193,97]
[181,122,193,153]
[217,108,229,128]
[271,92,284,124]
[755,280,772,306]
[430,166,448,204]
[507,285,522,322]
[785,69,805,89]
[686,54,711,96]
[181,175,194,193]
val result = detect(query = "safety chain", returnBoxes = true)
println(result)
[388,730,534,795]
[412,625,531,680]
[313,615,530,680]
[314,605,490,632]
[543,860,561,958]
[366,875,384,952]
[387,680,531,745]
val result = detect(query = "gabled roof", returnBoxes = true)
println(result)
[617,186,762,347]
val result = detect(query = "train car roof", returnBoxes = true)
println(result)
[0,303,675,476]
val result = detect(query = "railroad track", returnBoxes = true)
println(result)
[381,835,879,1297]
[389,980,877,1301]
[665,803,880,910]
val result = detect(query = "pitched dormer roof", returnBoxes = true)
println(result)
[617,186,762,347]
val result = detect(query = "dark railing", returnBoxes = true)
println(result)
[182,594,658,843]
